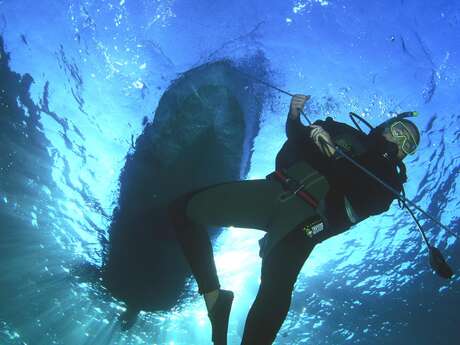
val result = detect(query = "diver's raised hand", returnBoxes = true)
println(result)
[309,125,336,158]
[289,94,311,119]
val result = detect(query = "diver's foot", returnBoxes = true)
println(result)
[208,289,234,345]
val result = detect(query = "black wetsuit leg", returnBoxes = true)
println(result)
[240,228,315,345]
[169,179,281,294]
[169,177,319,344]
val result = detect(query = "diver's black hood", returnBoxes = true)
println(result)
[367,128,408,184]
[367,126,399,161]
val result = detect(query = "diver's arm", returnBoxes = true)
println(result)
[285,113,305,139]
[285,94,336,158]
[286,94,310,140]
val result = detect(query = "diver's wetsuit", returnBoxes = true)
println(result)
[169,115,404,345]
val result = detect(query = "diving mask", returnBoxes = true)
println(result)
[389,121,418,155]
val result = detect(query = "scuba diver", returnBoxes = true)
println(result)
[169,94,420,345]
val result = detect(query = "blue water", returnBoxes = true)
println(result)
[1,0,459,344]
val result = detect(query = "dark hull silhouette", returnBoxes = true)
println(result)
[102,58,271,324]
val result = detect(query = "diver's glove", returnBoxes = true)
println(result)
[309,125,336,158]
[289,94,311,119]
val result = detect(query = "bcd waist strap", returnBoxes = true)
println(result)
[266,170,319,208]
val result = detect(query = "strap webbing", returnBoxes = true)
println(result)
[271,170,319,208]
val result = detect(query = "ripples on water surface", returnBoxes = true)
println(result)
[0,0,459,344]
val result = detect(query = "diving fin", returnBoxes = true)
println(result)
[429,246,454,279]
